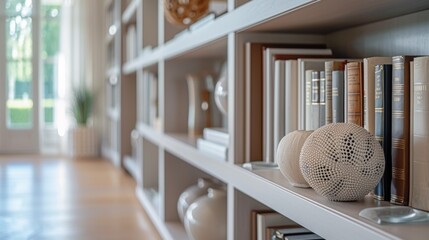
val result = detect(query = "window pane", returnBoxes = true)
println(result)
[5,0,33,17]
[41,1,61,127]
[6,13,33,129]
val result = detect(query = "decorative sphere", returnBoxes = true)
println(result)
[214,65,228,115]
[276,130,313,188]
[164,0,209,26]
[299,123,385,201]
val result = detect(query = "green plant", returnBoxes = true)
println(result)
[71,86,93,126]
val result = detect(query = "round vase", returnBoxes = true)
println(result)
[299,123,385,201]
[214,63,228,116]
[184,188,227,240]
[177,178,217,223]
[276,130,313,188]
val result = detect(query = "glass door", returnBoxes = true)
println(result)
[0,0,39,153]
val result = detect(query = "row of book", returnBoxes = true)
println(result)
[247,40,429,211]
[251,210,323,240]
[137,71,160,129]
[196,127,229,161]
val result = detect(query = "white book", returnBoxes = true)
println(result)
[197,138,228,161]
[274,60,286,157]
[256,212,297,240]
[264,48,332,162]
[203,128,229,147]
[285,60,299,135]
[297,59,327,130]
[363,57,392,135]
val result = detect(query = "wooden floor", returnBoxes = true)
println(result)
[0,155,161,240]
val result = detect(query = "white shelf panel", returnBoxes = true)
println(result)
[106,66,120,78]
[232,168,429,240]
[122,0,314,73]
[122,0,140,24]
[102,146,120,167]
[123,155,137,180]
[107,108,119,121]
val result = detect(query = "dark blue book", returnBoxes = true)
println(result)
[374,64,393,201]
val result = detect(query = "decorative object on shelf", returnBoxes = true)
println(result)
[214,62,228,116]
[164,0,209,26]
[69,86,98,158]
[276,130,313,188]
[187,73,219,136]
[177,178,218,223]
[359,206,429,224]
[184,187,227,240]
[299,123,385,201]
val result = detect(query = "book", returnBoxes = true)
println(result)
[319,71,326,128]
[363,57,392,135]
[244,41,327,163]
[390,56,413,206]
[346,62,364,126]
[274,60,286,157]
[263,48,332,162]
[285,60,299,135]
[283,233,324,240]
[411,56,429,211]
[311,71,320,130]
[252,211,297,240]
[324,60,347,124]
[203,127,229,147]
[197,138,228,161]
[373,64,393,201]
[332,70,345,123]
[269,226,311,240]
[409,61,414,207]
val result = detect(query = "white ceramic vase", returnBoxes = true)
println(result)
[299,123,385,201]
[184,188,227,240]
[177,178,217,223]
[276,130,313,188]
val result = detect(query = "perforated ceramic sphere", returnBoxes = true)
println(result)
[164,0,209,26]
[299,123,385,201]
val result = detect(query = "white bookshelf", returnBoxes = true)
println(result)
[109,0,429,239]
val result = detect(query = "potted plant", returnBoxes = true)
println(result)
[70,86,98,158]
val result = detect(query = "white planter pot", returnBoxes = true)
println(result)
[70,126,98,158]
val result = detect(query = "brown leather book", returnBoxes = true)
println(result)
[346,62,364,126]
[391,56,413,205]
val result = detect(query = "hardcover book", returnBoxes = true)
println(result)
[274,60,286,157]
[332,70,345,123]
[319,71,326,128]
[285,60,299,135]
[411,56,429,211]
[390,56,413,205]
[363,57,392,135]
[373,64,393,201]
[203,127,229,146]
[251,211,297,240]
[346,62,364,126]
[325,60,346,124]
[196,138,228,161]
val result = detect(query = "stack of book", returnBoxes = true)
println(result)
[137,71,159,129]
[196,128,229,161]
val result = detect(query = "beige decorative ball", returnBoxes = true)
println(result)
[299,123,385,201]
[276,130,313,188]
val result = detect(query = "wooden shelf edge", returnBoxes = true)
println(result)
[122,0,140,24]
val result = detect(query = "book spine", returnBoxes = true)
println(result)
[319,71,326,127]
[391,56,411,205]
[374,64,393,201]
[411,57,429,211]
[332,70,344,123]
[274,60,286,157]
[305,70,313,130]
[311,71,320,130]
[325,62,333,124]
[347,62,364,126]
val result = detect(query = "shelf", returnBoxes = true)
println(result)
[107,108,119,121]
[122,0,139,24]
[101,146,120,166]
[233,168,429,240]
[106,66,120,78]
[136,123,429,240]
